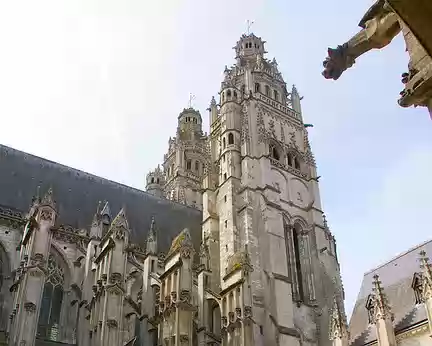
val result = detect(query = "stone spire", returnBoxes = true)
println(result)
[419,251,432,334]
[370,274,396,346]
[419,250,432,286]
[146,216,157,255]
[41,187,55,208]
[208,96,218,126]
[329,297,349,345]
[109,208,130,242]
[291,84,303,114]
[371,274,393,322]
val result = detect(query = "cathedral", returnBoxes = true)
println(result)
[7,30,432,346]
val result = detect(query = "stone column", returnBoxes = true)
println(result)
[10,188,56,346]
[371,275,396,346]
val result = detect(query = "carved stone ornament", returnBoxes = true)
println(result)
[106,319,118,328]
[24,302,36,313]
[171,291,177,305]
[179,334,189,343]
[235,307,242,320]
[39,209,53,222]
[221,316,228,327]
[244,306,252,318]
[30,253,45,266]
[109,272,122,285]
[180,289,191,305]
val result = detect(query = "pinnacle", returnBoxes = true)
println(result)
[41,187,56,208]
[111,207,129,230]
[100,201,111,219]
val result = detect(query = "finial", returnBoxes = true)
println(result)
[96,200,102,214]
[210,96,216,106]
[246,20,254,35]
[41,187,55,207]
[371,274,393,321]
[150,216,156,232]
[188,93,196,109]
[329,296,348,340]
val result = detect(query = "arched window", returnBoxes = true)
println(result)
[221,92,225,103]
[274,90,279,101]
[156,178,160,184]
[241,85,245,94]
[292,223,304,302]
[209,301,221,336]
[222,137,226,149]
[195,161,199,172]
[269,143,280,161]
[151,177,154,184]
[227,90,232,99]
[38,254,65,340]
[186,160,192,170]
[233,91,237,98]
[228,133,234,145]
[255,83,261,93]
[265,85,271,97]
[294,157,300,170]
[287,153,293,167]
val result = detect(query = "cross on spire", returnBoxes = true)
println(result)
[246,20,254,35]
[188,93,196,109]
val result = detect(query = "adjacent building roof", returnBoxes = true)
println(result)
[349,239,432,346]
[0,144,202,253]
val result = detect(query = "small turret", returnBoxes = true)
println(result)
[233,33,267,65]
[146,165,165,198]
[208,96,218,125]
[177,107,203,140]
[291,85,303,114]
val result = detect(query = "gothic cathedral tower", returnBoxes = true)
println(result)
[162,108,209,210]
[201,33,344,346]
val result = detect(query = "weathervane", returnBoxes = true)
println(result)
[246,20,254,35]
[188,93,196,108]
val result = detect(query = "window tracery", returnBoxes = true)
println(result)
[38,254,65,340]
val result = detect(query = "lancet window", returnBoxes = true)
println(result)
[37,254,65,341]
[284,220,310,303]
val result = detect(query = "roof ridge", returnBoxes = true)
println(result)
[0,144,200,214]
[364,239,432,275]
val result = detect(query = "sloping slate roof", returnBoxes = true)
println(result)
[0,144,202,254]
[349,240,432,346]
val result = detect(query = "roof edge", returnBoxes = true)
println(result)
[364,239,432,276]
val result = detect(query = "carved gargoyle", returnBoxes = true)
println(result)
[322,0,401,81]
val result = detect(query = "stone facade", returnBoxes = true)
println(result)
[1,33,346,346]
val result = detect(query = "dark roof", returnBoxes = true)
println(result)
[0,144,202,254]
[349,239,432,346]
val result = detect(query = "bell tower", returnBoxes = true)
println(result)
[201,32,344,346]
[162,107,209,210]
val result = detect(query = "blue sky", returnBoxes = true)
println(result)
[0,0,431,318]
